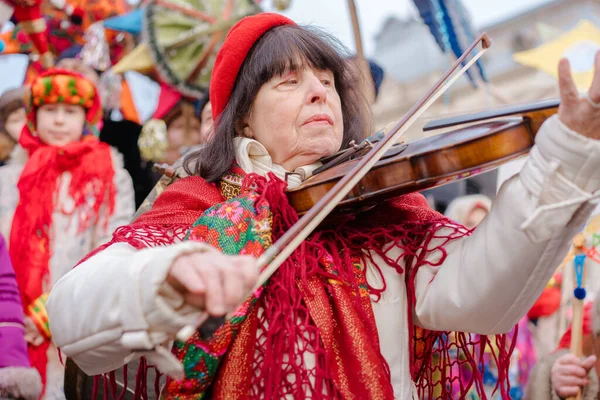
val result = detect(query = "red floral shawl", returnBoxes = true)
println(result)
[79,169,515,399]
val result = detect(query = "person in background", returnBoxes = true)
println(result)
[368,59,385,102]
[56,47,155,208]
[158,99,203,165]
[444,194,492,229]
[56,57,100,86]
[133,92,214,220]
[0,233,42,400]
[198,91,214,145]
[0,68,135,398]
[140,94,213,187]
[176,91,214,159]
[0,87,26,166]
[526,296,600,399]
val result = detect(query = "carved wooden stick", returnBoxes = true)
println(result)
[568,234,588,400]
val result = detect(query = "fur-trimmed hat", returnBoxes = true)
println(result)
[24,68,102,137]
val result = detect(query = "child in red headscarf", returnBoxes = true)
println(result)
[0,68,135,397]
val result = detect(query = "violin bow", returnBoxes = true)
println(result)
[177,32,492,342]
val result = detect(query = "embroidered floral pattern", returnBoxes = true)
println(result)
[164,174,272,398]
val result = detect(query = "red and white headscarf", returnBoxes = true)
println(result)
[9,68,115,388]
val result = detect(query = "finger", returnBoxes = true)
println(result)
[558,386,582,397]
[590,51,600,103]
[219,263,245,311]
[581,355,598,372]
[24,317,36,330]
[558,58,580,107]
[183,292,206,309]
[235,255,260,291]
[172,258,207,294]
[25,332,43,346]
[557,354,581,365]
[559,365,589,378]
[557,374,588,387]
[197,263,226,315]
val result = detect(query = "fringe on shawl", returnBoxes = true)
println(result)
[68,174,516,400]
[305,208,517,400]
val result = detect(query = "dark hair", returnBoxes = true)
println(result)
[56,45,84,63]
[0,87,25,135]
[163,100,200,127]
[184,24,369,182]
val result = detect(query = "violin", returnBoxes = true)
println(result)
[187,98,562,340]
[145,97,560,220]
[288,98,560,215]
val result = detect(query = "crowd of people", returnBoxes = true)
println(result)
[0,10,599,400]
[0,56,216,399]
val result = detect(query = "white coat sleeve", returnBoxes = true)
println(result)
[413,115,600,334]
[47,240,212,379]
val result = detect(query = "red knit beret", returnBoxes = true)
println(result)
[210,13,296,122]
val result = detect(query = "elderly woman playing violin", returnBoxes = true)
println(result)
[48,13,600,400]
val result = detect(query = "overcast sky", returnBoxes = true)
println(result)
[261,0,554,56]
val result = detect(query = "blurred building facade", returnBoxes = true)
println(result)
[370,0,600,209]
[372,0,600,129]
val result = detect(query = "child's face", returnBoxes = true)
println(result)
[5,108,26,142]
[36,104,86,146]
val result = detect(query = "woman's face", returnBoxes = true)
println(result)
[5,108,26,142]
[244,66,344,171]
[36,104,86,146]
[167,114,202,148]
[200,102,214,144]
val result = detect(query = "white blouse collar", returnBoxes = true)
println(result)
[233,137,322,189]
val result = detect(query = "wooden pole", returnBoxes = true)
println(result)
[346,0,364,58]
[568,239,588,400]
[569,292,585,400]
[346,0,375,106]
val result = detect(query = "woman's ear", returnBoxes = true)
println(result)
[235,118,253,138]
[241,125,254,138]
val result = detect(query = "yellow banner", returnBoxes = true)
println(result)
[110,43,154,75]
[513,20,600,91]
